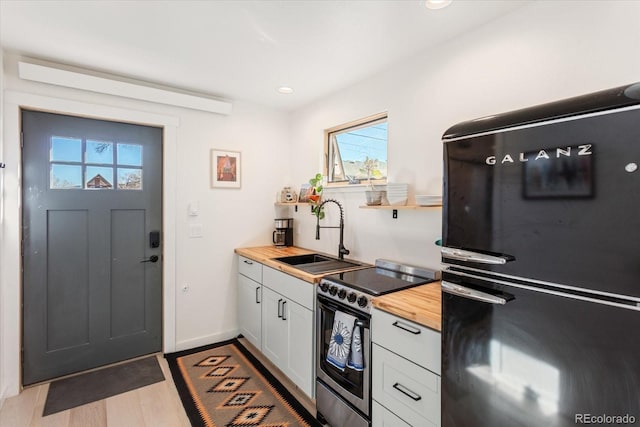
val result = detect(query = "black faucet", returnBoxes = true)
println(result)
[315,199,350,260]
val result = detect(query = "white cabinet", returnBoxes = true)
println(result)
[372,401,411,427]
[372,308,441,427]
[239,255,262,283]
[261,269,314,397]
[237,258,315,398]
[237,273,262,349]
[237,256,263,349]
[261,286,289,367]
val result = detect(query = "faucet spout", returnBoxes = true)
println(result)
[315,199,349,260]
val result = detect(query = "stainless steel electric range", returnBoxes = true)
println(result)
[315,259,440,427]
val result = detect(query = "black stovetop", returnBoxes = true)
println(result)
[322,266,435,296]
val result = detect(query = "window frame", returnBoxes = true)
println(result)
[324,112,388,188]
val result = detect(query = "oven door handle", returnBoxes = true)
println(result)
[317,295,371,324]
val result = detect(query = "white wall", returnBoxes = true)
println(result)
[0,53,290,397]
[288,0,640,269]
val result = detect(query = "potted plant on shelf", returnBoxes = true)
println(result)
[308,173,325,219]
[361,157,384,206]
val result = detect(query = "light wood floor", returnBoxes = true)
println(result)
[0,339,317,427]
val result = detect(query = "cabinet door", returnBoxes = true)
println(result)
[237,274,262,349]
[261,286,288,370]
[372,343,440,427]
[372,401,411,427]
[284,298,314,397]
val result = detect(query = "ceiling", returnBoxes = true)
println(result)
[0,0,530,111]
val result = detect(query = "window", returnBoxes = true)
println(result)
[325,113,387,186]
[49,136,143,190]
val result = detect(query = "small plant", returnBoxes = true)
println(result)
[361,157,384,206]
[360,156,382,190]
[308,173,325,219]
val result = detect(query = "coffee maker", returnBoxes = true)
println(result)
[273,218,294,247]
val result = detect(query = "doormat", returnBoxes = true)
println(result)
[165,338,322,427]
[43,356,165,416]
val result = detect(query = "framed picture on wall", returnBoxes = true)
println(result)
[211,149,241,189]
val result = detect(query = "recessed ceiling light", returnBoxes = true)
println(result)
[277,86,294,94]
[425,0,452,10]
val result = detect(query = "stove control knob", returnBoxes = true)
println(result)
[357,296,368,308]
[319,282,330,292]
[338,289,347,299]
[329,285,338,296]
[347,292,357,303]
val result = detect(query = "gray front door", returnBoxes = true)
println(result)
[22,110,163,385]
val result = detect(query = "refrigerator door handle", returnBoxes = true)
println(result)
[442,280,508,305]
[441,246,510,265]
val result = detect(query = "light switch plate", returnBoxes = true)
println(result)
[188,223,203,238]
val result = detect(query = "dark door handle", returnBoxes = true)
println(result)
[277,299,283,318]
[140,255,159,263]
[392,321,421,335]
[393,383,422,401]
[282,301,287,321]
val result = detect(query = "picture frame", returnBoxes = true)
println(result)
[210,149,241,189]
[298,183,312,202]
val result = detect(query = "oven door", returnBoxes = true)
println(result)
[316,294,371,417]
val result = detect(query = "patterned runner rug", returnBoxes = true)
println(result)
[165,338,321,427]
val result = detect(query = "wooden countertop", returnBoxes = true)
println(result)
[235,246,442,329]
[234,246,371,283]
[372,281,442,331]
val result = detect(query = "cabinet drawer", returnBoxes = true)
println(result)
[263,267,314,310]
[372,308,440,374]
[372,401,411,427]
[238,256,262,283]
[372,344,440,427]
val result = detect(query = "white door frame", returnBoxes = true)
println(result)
[1,91,179,397]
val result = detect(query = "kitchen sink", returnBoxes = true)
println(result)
[274,253,365,274]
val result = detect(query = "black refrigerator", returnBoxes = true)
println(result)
[440,83,640,427]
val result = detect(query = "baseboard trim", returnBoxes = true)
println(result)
[173,329,239,353]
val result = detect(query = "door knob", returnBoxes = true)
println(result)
[140,255,159,263]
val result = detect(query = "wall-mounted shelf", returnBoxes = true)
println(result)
[359,204,442,219]
[275,202,314,213]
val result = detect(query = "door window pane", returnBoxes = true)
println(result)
[117,168,142,190]
[86,166,114,189]
[86,140,114,164]
[117,144,142,166]
[50,137,82,162]
[49,140,144,190]
[51,164,82,189]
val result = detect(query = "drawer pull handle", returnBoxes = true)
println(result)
[243,259,254,265]
[393,383,422,401]
[392,321,421,335]
[277,299,283,318]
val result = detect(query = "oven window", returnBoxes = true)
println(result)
[318,302,367,398]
